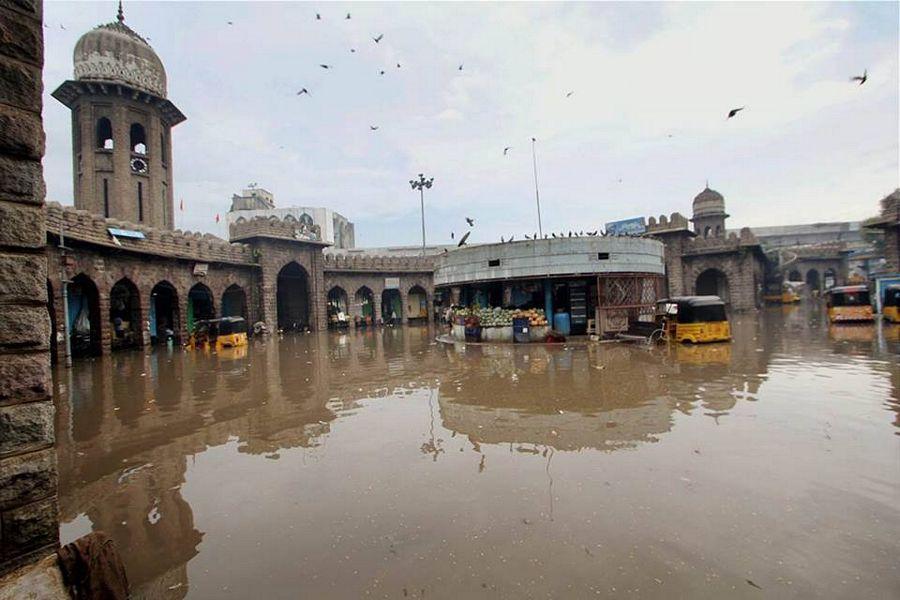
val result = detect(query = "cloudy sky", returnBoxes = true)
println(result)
[42,1,898,246]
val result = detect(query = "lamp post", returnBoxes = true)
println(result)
[409,173,433,255]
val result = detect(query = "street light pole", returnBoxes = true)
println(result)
[409,173,434,255]
[531,137,543,239]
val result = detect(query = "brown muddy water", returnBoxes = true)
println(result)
[54,304,899,599]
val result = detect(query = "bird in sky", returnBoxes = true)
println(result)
[451,232,455,240]
[319,64,331,69]
[370,125,379,131]
[379,70,385,76]
[296,88,309,95]
[465,217,475,227]
[566,91,574,98]
[350,48,356,53]
[60,24,66,30]
[458,231,471,247]
[851,69,868,85]
[316,13,321,20]
[373,34,384,43]
[727,106,745,119]
[396,63,402,68]
[503,146,512,156]
[346,13,351,19]
[458,64,464,71]
[227,21,233,25]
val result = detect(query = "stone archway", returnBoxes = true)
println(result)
[354,286,375,326]
[222,283,248,319]
[277,262,310,331]
[69,273,102,357]
[109,277,142,351]
[327,286,349,328]
[806,269,820,293]
[188,283,215,332]
[788,269,802,282]
[382,288,402,324]
[696,268,730,304]
[151,281,179,344]
[407,285,428,321]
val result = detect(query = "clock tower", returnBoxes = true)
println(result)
[52,3,185,229]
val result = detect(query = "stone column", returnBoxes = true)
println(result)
[98,290,112,354]
[139,286,152,347]
[400,290,409,324]
[426,294,435,323]
[450,286,461,306]
[502,284,513,307]
[0,0,58,575]
[373,294,383,326]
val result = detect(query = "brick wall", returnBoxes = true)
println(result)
[0,0,58,574]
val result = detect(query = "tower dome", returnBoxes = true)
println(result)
[73,6,167,98]
[692,186,726,219]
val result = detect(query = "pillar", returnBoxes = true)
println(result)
[374,293,383,326]
[400,290,409,324]
[502,284,513,307]
[0,0,58,575]
[450,286,461,306]
[544,280,553,319]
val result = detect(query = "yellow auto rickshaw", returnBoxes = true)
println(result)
[763,281,802,304]
[656,296,731,343]
[825,285,873,323]
[882,284,900,323]
[189,317,249,350]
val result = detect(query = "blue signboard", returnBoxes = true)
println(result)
[605,217,646,236]
[108,227,146,239]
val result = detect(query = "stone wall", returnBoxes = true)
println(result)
[0,0,58,574]
[323,272,434,324]
[254,238,327,331]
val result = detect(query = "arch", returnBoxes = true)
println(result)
[703,225,712,238]
[96,117,113,149]
[407,284,428,321]
[187,283,215,332]
[150,281,179,344]
[221,283,248,319]
[354,286,375,326]
[299,213,314,228]
[805,269,820,292]
[277,262,309,331]
[788,269,802,282]
[130,123,147,154]
[696,268,730,304]
[68,274,102,357]
[714,225,722,238]
[382,288,402,324]
[109,277,142,351]
[327,286,349,329]
[824,268,837,290]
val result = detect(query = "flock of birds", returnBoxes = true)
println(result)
[449,215,617,249]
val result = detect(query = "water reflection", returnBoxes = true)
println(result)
[53,308,900,599]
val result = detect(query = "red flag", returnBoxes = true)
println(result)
[215,213,220,223]
[179,198,184,211]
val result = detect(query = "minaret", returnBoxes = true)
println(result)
[52,4,185,229]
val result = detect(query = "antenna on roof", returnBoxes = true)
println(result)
[117,0,124,23]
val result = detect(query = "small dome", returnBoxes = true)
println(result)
[692,186,726,218]
[73,13,166,98]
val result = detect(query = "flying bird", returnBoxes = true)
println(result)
[379,70,385,76]
[458,64,464,71]
[319,64,331,69]
[227,21,233,25]
[457,231,471,247]
[565,91,574,98]
[346,13,351,19]
[370,125,379,131]
[373,34,384,43]
[451,232,455,240]
[296,88,309,96]
[316,13,321,20]
[396,63,401,68]
[851,69,867,85]
[727,106,745,119]
[503,146,512,156]
[350,48,356,53]
[60,24,66,30]
[465,217,475,227]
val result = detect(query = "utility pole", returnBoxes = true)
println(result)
[59,225,72,368]
[409,173,434,255]
[531,137,543,238]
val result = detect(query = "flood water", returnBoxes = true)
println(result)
[54,303,900,599]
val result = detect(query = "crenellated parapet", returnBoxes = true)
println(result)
[322,251,435,273]
[645,212,691,234]
[46,202,256,265]
[681,227,759,256]
[229,214,324,244]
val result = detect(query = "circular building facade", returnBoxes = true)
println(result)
[434,237,665,335]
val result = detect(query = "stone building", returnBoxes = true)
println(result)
[645,187,767,311]
[864,189,900,273]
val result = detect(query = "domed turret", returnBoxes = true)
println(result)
[690,185,729,238]
[73,7,166,98]
[692,187,726,219]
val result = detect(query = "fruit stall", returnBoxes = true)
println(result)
[449,307,551,343]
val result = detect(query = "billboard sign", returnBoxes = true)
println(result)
[605,217,646,236]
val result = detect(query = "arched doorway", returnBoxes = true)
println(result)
[407,285,428,321]
[806,269,820,293]
[69,274,101,357]
[277,262,309,331]
[187,283,215,333]
[327,286,349,329]
[150,281,179,344]
[222,284,247,319]
[382,288,402,324]
[354,286,375,326]
[109,277,141,350]
[788,269,802,282]
[824,268,837,290]
[696,268,729,303]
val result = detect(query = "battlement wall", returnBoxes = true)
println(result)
[322,252,434,273]
[229,214,324,244]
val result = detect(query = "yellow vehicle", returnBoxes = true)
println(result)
[189,317,249,350]
[656,296,731,343]
[825,285,873,323]
[763,281,802,304]
[883,284,900,323]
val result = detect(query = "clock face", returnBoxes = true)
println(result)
[130,157,148,174]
